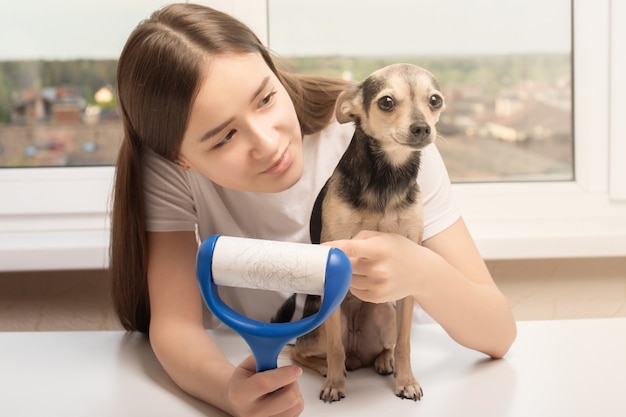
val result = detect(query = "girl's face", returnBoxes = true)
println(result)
[179,53,303,193]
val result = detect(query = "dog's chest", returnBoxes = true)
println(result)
[319,131,426,244]
[321,191,424,243]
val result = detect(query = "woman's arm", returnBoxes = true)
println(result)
[417,218,517,358]
[147,231,304,416]
[327,218,517,359]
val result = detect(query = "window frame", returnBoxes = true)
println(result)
[0,0,624,271]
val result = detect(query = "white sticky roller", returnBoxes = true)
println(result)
[197,234,352,372]
[211,236,330,295]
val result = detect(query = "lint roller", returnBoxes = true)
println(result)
[196,234,352,372]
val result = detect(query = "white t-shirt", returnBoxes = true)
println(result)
[143,120,460,325]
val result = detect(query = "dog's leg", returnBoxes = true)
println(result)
[371,303,397,375]
[393,296,423,400]
[291,295,329,376]
[320,308,347,402]
[373,347,395,375]
[291,341,329,376]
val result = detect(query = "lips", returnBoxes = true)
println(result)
[263,147,292,175]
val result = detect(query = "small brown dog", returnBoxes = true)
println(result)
[292,63,445,402]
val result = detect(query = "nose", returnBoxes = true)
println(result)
[410,123,431,140]
[248,120,279,159]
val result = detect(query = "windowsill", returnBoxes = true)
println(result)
[455,182,626,259]
[0,229,109,271]
[1,176,624,271]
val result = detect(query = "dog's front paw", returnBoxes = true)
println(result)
[374,349,394,375]
[320,381,346,403]
[395,380,423,401]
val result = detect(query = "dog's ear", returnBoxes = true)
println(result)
[335,83,363,124]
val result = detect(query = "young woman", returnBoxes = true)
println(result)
[110,3,516,416]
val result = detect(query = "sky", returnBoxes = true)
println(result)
[0,0,170,59]
[0,0,571,60]
[268,0,572,56]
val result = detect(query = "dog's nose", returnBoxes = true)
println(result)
[410,123,431,140]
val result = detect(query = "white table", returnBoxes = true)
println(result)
[1,318,625,417]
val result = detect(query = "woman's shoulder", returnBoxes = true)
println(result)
[142,146,175,174]
[142,147,195,198]
[419,142,450,180]
[419,142,461,240]
[303,118,354,157]
[315,118,355,142]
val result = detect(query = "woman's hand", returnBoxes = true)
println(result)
[325,230,424,304]
[228,355,305,417]
[325,220,517,358]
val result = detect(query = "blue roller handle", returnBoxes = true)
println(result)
[196,234,352,372]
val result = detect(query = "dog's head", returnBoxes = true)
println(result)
[336,64,445,156]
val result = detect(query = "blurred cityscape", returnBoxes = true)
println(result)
[0,60,121,167]
[1,85,121,166]
[0,54,572,182]
[286,54,573,182]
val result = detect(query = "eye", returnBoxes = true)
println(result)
[377,96,395,112]
[214,129,236,149]
[429,94,444,109]
[259,91,277,108]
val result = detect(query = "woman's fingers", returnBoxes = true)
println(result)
[323,231,414,304]
[236,356,303,398]
[261,380,305,417]
[229,355,304,416]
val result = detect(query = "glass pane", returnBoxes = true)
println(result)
[268,0,573,183]
[0,1,167,168]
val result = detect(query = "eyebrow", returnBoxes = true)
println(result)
[198,76,271,143]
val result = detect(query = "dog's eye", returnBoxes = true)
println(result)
[377,96,395,112]
[429,94,444,109]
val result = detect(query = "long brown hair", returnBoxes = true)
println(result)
[110,3,350,333]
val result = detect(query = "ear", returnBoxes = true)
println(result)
[175,156,193,171]
[335,83,363,124]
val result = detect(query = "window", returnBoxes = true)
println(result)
[268,0,573,184]
[0,0,173,270]
[0,0,268,169]
[0,0,624,271]
[0,2,169,168]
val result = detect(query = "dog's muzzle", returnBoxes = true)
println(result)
[408,123,434,148]
[410,123,430,139]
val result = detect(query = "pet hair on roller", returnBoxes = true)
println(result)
[196,234,352,372]
[210,236,327,295]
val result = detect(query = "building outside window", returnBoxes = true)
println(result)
[268,0,573,184]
